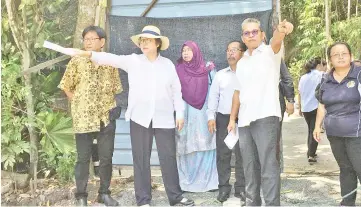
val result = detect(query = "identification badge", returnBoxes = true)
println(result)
[347,80,356,88]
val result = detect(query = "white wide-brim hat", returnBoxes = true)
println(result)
[130,25,170,50]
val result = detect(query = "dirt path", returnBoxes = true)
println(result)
[282,113,339,174]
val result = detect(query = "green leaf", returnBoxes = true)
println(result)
[41,71,61,94]
[37,112,75,154]
[18,3,25,11]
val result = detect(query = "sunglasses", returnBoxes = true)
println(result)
[242,29,262,37]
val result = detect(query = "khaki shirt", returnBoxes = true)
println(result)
[59,56,122,133]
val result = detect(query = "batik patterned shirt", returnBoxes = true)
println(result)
[59,56,122,133]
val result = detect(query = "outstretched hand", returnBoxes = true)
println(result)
[277,19,294,35]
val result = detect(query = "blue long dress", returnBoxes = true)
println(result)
[176,69,218,192]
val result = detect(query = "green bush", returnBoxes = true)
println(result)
[56,153,77,183]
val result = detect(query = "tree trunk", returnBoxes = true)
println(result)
[73,0,99,48]
[325,0,331,63]
[348,0,351,20]
[104,0,112,50]
[357,0,359,16]
[22,49,38,185]
[325,0,331,40]
[272,0,280,29]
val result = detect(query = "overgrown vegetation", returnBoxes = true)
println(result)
[1,0,77,183]
[281,0,361,88]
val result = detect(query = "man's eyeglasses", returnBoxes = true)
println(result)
[330,52,350,58]
[242,29,261,37]
[226,48,243,53]
[83,38,100,43]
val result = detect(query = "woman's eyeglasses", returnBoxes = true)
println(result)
[330,52,350,58]
[139,38,153,44]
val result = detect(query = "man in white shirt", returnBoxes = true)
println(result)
[207,41,246,203]
[227,18,293,206]
[71,25,194,206]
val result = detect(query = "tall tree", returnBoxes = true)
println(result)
[325,0,331,63]
[5,0,40,183]
[72,0,99,48]
[348,0,351,19]
[272,0,280,27]
[325,0,331,40]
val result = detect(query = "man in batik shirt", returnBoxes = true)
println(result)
[59,26,122,206]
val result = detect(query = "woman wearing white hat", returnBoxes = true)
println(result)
[69,25,194,206]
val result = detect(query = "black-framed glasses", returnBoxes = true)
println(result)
[83,38,100,43]
[226,48,242,53]
[242,29,261,37]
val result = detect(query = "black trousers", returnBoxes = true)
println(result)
[238,116,281,206]
[130,121,183,206]
[328,136,361,206]
[302,109,318,157]
[74,121,116,199]
[215,113,245,194]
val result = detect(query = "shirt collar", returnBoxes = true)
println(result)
[325,63,359,83]
[141,54,161,62]
[310,69,322,75]
[244,43,266,57]
[225,66,236,73]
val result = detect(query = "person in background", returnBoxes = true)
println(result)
[314,42,361,206]
[59,26,122,206]
[68,25,194,207]
[314,57,328,73]
[298,58,323,164]
[207,40,246,202]
[175,40,218,193]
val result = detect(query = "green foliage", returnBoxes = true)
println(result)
[1,0,75,177]
[1,54,29,170]
[331,17,361,59]
[37,111,75,154]
[281,0,361,91]
[37,111,76,183]
[56,153,77,183]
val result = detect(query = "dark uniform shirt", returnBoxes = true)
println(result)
[318,62,361,138]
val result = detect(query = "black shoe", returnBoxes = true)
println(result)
[174,198,195,206]
[217,191,230,202]
[308,156,317,164]
[97,194,119,206]
[234,191,246,202]
[76,197,87,206]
